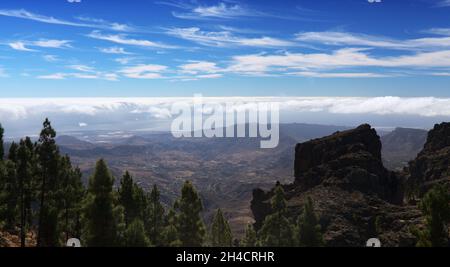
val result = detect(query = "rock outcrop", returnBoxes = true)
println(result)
[293,124,402,204]
[408,122,450,194]
[251,124,425,247]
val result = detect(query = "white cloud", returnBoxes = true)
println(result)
[76,16,133,32]
[37,72,118,81]
[7,39,71,52]
[0,9,133,31]
[37,73,66,80]
[197,73,223,79]
[426,28,450,36]
[68,0,82,3]
[9,42,36,52]
[436,0,450,7]
[87,31,175,49]
[295,31,450,50]
[119,64,167,79]
[33,39,71,48]
[226,48,450,75]
[67,65,95,72]
[78,122,88,127]
[167,27,294,47]
[115,57,134,65]
[171,2,255,20]
[43,55,59,62]
[1,97,450,124]
[99,46,133,55]
[179,61,221,74]
[291,71,388,78]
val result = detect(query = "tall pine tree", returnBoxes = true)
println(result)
[59,156,85,241]
[36,118,61,247]
[118,171,137,227]
[0,160,18,231]
[145,184,165,246]
[175,181,205,247]
[17,138,35,247]
[83,159,119,247]
[210,209,232,247]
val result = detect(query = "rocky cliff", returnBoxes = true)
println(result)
[408,122,450,194]
[251,124,437,247]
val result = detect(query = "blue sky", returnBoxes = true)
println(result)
[1,0,450,97]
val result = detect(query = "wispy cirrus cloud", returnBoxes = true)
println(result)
[37,72,118,81]
[226,48,450,76]
[67,64,95,72]
[119,64,168,79]
[166,27,295,48]
[179,61,222,75]
[158,1,259,20]
[99,46,133,55]
[295,31,450,50]
[38,65,117,81]
[290,71,389,78]
[435,0,450,7]
[425,28,450,36]
[0,9,133,31]
[43,55,59,62]
[9,41,36,52]
[7,39,71,52]
[87,31,176,49]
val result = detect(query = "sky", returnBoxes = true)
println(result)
[0,0,450,97]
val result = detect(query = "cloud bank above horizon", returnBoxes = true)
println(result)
[0,97,449,137]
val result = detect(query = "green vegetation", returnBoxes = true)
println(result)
[210,208,232,247]
[413,185,450,247]
[0,119,329,247]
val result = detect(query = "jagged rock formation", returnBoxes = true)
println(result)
[408,122,450,194]
[293,124,403,204]
[251,124,432,247]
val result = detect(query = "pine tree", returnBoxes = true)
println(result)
[59,156,85,241]
[83,159,119,247]
[118,171,137,227]
[241,223,257,247]
[144,184,165,246]
[0,160,18,231]
[17,138,34,247]
[124,219,151,247]
[258,184,295,247]
[210,209,233,247]
[36,118,61,247]
[175,181,206,247]
[8,142,18,162]
[161,208,181,247]
[0,123,4,161]
[414,185,450,247]
[297,197,324,247]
